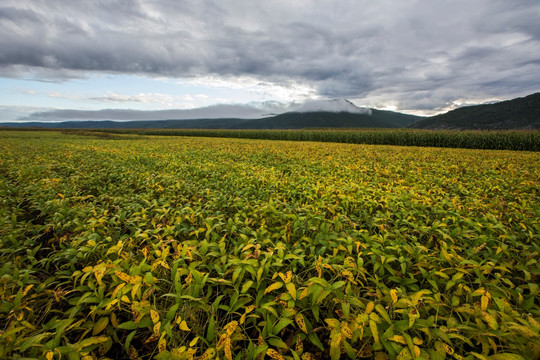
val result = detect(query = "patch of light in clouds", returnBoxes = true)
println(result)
[178,76,317,103]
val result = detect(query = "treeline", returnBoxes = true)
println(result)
[89,128,540,151]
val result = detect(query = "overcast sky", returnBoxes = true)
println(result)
[1,0,539,121]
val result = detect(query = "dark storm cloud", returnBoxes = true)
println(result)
[1,0,539,111]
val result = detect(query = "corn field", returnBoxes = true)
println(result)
[85,128,540,151]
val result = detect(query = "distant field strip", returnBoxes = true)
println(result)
[0,131,539,359]
[87,128,540,151]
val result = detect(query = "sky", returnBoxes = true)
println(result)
[1,0,539,122]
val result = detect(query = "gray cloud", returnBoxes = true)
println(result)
[17,104,273,121]
[1,0,539,112]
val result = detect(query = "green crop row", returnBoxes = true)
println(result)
[88,128,540,151]
[0,131,539,359]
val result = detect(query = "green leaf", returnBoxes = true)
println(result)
[273,318,293,335]
[18,332,54,351]
[268,337,288,349]
[124,330,137,352]
[487,354,526,360]
[166,304,179,321]
[206,315,215,342]
[77,336,109,351]
[241,281,253,293]
[308,332,324,351]
[117,321,138,330]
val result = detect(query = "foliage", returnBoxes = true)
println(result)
[1,131,539,359]
[95,128,540,151]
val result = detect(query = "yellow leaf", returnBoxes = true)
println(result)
[92,317,109,335]
[365,301,374,314]
[316,256,322,278]
[46,351,54,360]
[131,282,141,299]
[179,320,191,331]
[286,282,296,300]
[217,333,227,349]
[144,333,160,344]
[129,346,139,360]
[528,315,540,331]
[481,295,489,311]
[94,263,107,286]
[341,322,353,339]
[413,345,421,357]
[330,332,342,360]
[397,347,412,360]
[483,312,498,330]
[296,313,308,333]
[325,318,340,329]
[112,283,126,298]
[443,343,454,355]
[285,271,292,283]
[153,322,161,335]
[369,320,379,343]
[390,289,398,304]
[264,282,283,295]
[129,345,139,360]
[76,336,109,351]
[389,335,407,345]
[201,348,216,360]
[22,284,34,297]
[115,271,132,283]
[245,305,256,314]
[150,309,160,324]
[224,320,238,335]
[224,337,233,360]
[298,287,309,300]
[266,348,285,360]
[158,337,167,353]
[296,338,303,353]
[411,290,429,306]
[510,324,538,338]
[111,313,119,328]
[189,337,199,347]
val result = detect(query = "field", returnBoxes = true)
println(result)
[79,128,540,151]
[0,131,539,360]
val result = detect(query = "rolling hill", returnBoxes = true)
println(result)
[411,92,540,130]
[0,109,421,129]
[2,93,539,130]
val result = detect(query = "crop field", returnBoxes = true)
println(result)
[0,130,539,360]
[85,128,540,152]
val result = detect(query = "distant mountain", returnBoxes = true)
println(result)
[411,92,540,130]
[1,108,422,129]
[293,99,371,114]
[231,109,420,129]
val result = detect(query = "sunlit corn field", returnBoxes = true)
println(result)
[0,131,539,360]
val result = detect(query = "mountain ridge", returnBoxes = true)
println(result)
[0,109,421,129]
[410,92,540,130]
[1,93,539,130]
